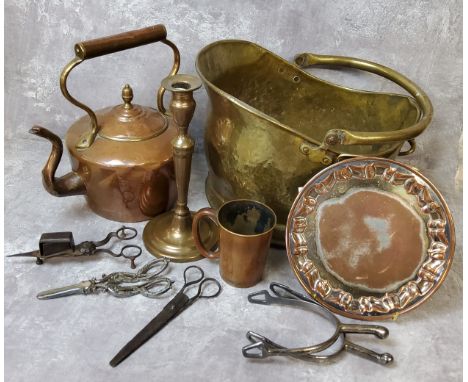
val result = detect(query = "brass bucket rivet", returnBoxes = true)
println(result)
[300,144,310,155]
[295,55,305,66]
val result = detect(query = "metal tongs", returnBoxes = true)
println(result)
[242,283,394,365]
[8,226,142,269]
[36,259,173,300]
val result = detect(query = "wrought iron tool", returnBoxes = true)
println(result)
[36,259,173,300]
[242,283,394,365]
[8,226,142,268]
[110,265,221,367]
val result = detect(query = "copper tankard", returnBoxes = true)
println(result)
[192,200,276,288]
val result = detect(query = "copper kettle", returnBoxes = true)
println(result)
[32,25,181,222]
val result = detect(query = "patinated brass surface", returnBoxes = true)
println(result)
[286,157,455,321]
[32,24,181,222]
[196,40,433,245]
[143,74,217,262]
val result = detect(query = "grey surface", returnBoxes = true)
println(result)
[4,1,462,381]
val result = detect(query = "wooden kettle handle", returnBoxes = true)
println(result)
[75,24,167,60]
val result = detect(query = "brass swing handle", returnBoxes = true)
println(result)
[294,52,433,151]
[60,24,180,149]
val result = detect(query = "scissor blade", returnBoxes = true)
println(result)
[36,280,92,300]
[110,292,189,367]
[7,250,40,258]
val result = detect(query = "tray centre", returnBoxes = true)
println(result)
[316,188,427,292]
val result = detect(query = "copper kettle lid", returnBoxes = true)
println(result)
[96,84,167,142]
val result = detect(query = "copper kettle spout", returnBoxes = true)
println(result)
[30,126,86,197]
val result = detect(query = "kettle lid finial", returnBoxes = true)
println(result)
[122,84,133,109]
[84,83,167,143]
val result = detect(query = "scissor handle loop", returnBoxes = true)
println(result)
[182,266,205,289]
[92,226,137,247]
[96,245,142,269]
[115,226,138,240]
[119,245,142,269]
[117,245,142,257]
[196,277,222,299]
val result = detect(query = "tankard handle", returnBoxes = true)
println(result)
[294,52,433,151]
[192,208,221,259]
[60,24,180,150]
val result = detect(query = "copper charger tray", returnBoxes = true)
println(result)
[285,157,455,321]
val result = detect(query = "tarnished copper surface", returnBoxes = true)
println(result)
[286,157,455,320]
[32,25,182,222]
[317,188,426,292]
[196,40,433,245]
[60,24,180,149]
[192,200,276,288]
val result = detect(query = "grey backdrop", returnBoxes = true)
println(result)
[5,1,462,381]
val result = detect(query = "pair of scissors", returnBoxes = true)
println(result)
[8,226,142,269]
[36,259,173,300]
[110,265,222,367]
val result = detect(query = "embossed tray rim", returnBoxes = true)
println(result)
[285,157,455,321]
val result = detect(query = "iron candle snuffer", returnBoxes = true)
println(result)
[31,24,182,222]
[143,74,217,262]
[196,40,433,245]
[8,226,143,269]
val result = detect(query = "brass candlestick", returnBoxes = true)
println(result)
[143,74,216,262]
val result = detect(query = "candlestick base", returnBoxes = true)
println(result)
[143,210,217,262]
